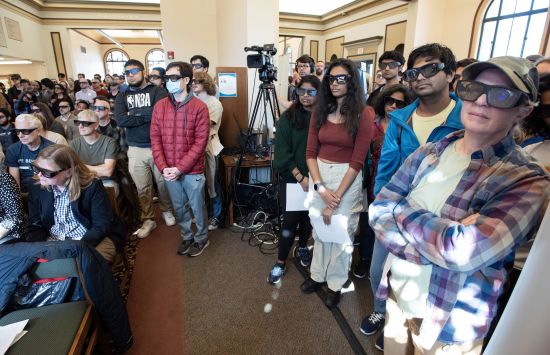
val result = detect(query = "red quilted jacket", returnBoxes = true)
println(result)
[150,95,209,175]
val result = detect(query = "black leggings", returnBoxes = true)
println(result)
[356,211,375,261]
[277,180,312,262]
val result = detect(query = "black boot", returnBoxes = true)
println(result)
[325,288,341,308]
[300,277,322,294]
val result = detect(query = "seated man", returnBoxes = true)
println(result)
[26,144,125,263]
[69,109,119,194]
[5,114,54,194]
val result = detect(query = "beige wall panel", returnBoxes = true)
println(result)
[325,36,344,61]
[50,32,67,75]
[310,40,319,61]
[384,20,406,52]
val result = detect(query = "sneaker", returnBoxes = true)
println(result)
[208,217,220,231]
[134,219,157,239]
[177,240,193,255]
[188,240,210,257]
[162,211,176,226]
[267,262,286,284]
[353,258,369,279]
[296,247,312,267]
[300,277,322,294]
[360,311,385,336]
[375,331,384,351]
[325,288,341,308]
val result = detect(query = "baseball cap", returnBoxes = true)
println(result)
[461,56,539,103]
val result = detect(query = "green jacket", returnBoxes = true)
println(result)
[273,108,310,180]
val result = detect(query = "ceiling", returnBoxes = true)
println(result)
[72,29,162,45]
[279,0,357,16]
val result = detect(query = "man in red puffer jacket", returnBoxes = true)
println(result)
[150,61,210,257]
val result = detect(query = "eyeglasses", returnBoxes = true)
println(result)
[328,74,351,85]
[0,115,6,119]
[403,62,445,82]
[192,63,204,69]
[58,105,70,109]
[384,96,406,108]
[92,81,100,85]
[379,61,401,70]
[31,108,41,113]
[296,63,311,69]
[73,120,96,127]
[124,68,142,76]
[15,128,37,135]
[456,80,527,109]
[91,105,107,111]
[148,74,161,81]
[295,88,318,97]
[54,86,63,90]
[192,79,204,85]
[31,164,64,178]
[164,75,182,82]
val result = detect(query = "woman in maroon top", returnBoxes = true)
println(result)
[303,58,374,307]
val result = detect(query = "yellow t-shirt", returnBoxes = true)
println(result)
[412,100,456,145]
[390,141,471,318]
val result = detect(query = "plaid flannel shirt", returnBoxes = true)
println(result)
[370,130,549,347]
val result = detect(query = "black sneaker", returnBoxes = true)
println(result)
[267,262,286,284]
[375,331,384,351]
[360,311,385,336]
[325,289,341,308]
[188,240,210,257]
[177,240,193,255]
[208,217,220,231]
[300,277,322,294]
[296,247,312,267]
[353,258,369,278]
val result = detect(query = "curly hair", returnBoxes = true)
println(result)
[522,73,550,138]
[193,72,217,96]
[286,75,321,129]
[314,58,365,137]
[373,84,413,117]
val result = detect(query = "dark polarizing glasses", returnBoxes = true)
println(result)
[165,75,182,82]
[295,88,318,97]
[15,128,37,135]
[148,74,161,81]
[328,74,351,85]
[456,80,527,109]
[192,79,204,84]
[58,105,70,109]
[403,62,446,82]
[124,68,142,76]
[91,105,107,111]
[192,63,204,69]
[79,81,88,85]
[384,96,406,108]
[31,164,64,178]
[379,61,401,70]
[73,120,96,127]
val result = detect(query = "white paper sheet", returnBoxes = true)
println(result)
[285,183,308,211]
[0,319,28,355]
[309,214,351,244]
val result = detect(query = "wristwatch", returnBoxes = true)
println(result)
[313,182,324,191]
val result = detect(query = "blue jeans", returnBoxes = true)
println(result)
[211,183,223,220]
[165,174,208,244]
[370,239,389,314]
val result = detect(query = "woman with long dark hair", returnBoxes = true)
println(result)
[26,144,125,262]
[302,58,374,307]
[267,75,321,284]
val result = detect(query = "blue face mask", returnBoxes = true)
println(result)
[166,80,183,94]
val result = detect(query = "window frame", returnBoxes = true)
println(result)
[103,48,130,76]
[145,48,166,74]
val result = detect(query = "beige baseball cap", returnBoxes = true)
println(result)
[462,56,539,103]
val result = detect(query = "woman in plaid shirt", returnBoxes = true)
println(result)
[371,56,549,354]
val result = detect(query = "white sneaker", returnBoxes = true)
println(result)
[162,211,176,226]
[134,219,157,239]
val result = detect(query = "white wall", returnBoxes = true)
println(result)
[0,2,46,62]
[69,30,104,78]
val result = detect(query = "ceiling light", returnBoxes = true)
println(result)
[0,60,32,65]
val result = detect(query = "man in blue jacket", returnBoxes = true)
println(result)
[360,43,464,351]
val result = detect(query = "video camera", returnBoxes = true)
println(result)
[244,44,278,83]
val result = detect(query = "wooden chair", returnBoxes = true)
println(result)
[0,258,98,355]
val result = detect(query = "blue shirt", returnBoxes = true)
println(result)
[5,137,54,192]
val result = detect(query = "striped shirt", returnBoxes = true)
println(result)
[369,130,549,348]
[49,186,87,241]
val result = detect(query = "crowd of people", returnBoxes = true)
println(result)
[1,44,550,354]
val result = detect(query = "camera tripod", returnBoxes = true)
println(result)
[230,80,282,245]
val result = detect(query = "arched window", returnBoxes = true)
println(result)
[146,49,166,73]
[104,49,129,76]
[477,0,548,60]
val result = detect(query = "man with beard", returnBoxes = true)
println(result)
[115,59,175,238]
[315,60,325,81]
